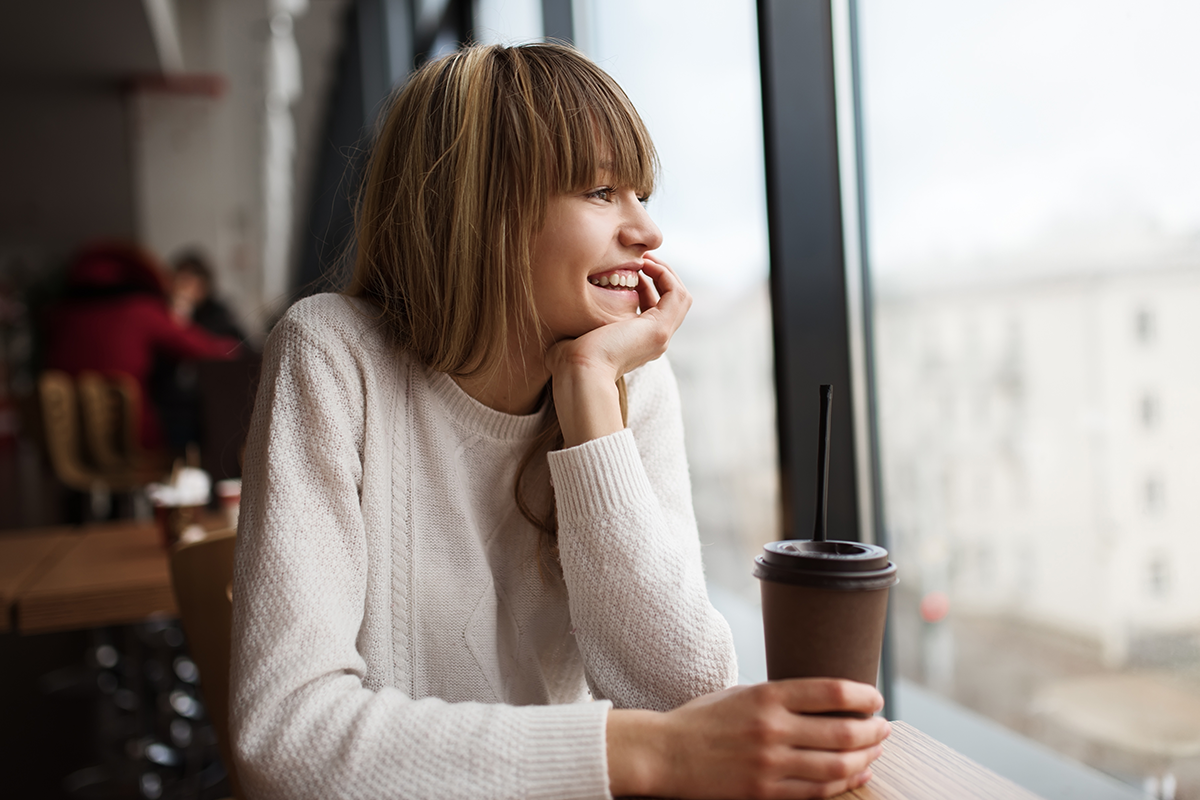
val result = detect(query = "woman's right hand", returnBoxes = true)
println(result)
[607,679,891,799]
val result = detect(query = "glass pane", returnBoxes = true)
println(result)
[859,0,1200,793]
[579,0,777,678]
[474,0,543,44]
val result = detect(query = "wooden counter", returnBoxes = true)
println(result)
[15,520,178,633]
[842,720,1045,799]
[0,527,81,632]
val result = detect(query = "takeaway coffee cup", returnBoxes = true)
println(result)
[753,539,897,686]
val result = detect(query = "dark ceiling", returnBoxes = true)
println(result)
[0,0,161,85]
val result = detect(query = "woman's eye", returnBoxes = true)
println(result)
[587,187,614,202]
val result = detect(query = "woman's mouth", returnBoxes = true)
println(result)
[588,271,640,290]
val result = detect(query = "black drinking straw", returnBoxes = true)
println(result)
[813,384,833,541]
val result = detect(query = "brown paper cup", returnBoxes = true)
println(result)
[754,540,897,686]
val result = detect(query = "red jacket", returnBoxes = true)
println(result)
[45,294,240,450]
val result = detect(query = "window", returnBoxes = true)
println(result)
[1147,557,1171,599]
[1140,392,1160,429]
[1135,307,1156,345]
[1144,476,1164,515]
[859,0,1200,793]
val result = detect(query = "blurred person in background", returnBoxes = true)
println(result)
[151,249,250,453]
[168,249,246,341]
[43,241,240,452]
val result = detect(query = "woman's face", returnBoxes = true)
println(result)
[529,176,663,344]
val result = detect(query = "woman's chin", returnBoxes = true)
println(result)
[590,285,641,316]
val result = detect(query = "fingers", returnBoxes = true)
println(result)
[782,745,881,784]
[790,743,883,781]
[773,678,885,717]
[637,255,691,326]
[657,682,887,800]
[636,266,661,312]
[789,714,891,753]
[743,680,889,752]
[777,768,874,799]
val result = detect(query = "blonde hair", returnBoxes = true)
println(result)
[346,43,657,552]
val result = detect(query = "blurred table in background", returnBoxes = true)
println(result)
[17,520,175,633]
[0,528,81,632]
[5,515,227,634]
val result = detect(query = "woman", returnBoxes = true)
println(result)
[230,43,889,799]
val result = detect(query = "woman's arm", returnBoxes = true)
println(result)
[546,259,890,797]
[548,355,736,708]
[546,255,731,707]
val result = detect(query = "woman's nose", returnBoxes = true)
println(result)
[621,199,664,251]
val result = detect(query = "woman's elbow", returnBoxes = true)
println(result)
[229,704,306,800]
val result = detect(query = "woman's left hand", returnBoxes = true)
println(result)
[545,253,691,381]
[545,254,692,447]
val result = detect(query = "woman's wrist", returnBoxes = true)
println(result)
[551,362,624,448]
[606,708,667,797]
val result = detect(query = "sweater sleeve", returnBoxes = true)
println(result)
[230,309,611,800]
[546,357,739,711]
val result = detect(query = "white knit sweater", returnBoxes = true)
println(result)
[229,294,737,800]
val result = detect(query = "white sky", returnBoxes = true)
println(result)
[858,0,1200,274]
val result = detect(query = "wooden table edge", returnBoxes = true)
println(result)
[1,532,84,634]
[837,720,1047,800]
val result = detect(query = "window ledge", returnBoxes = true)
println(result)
[895,679,1150,800]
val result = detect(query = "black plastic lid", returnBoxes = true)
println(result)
[753,540,898,591]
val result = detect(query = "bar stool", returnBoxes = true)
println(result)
[38,370,112,518]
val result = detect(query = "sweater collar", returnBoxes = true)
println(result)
[423,366,551,441]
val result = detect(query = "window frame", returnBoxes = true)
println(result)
[756,0,894,712]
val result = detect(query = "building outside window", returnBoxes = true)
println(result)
[1136,307,1157,345]
[860,0,1200,795]
[1141,392,1160,429]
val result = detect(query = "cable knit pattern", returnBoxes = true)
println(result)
[230,294,737,800]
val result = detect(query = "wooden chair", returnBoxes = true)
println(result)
[77,371,166,482]
[38,370,104,493]
[169,528,243,799]
[77,370,129,472]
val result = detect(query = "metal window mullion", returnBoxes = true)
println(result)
[757,0,861,544]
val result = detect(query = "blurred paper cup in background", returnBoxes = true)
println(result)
[215,479,241,529]
[147,467,212,548]
[153,504,205,548]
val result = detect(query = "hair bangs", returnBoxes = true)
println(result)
[524,49,658,200]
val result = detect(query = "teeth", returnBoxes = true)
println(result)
[588,272,640,288]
